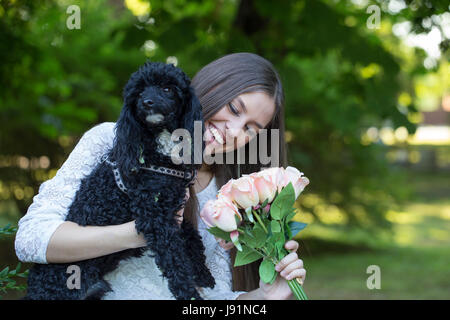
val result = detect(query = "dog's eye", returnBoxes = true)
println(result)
[163,87,172,93]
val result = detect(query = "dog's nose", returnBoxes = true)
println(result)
[143,99,154,108]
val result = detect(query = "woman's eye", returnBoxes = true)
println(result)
[228,102,239,115]
[163,87,171,92]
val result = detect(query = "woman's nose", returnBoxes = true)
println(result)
[225,126,242,141]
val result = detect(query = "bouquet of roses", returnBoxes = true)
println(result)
[200,166,310,300]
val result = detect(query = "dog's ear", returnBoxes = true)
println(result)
[122,69,144,108]
[182,87,204,167]
[112,98,142,181]
[110,66,149,179]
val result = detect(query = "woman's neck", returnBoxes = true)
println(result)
[199,162,212,173]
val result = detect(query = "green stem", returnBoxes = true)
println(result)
[256,250,309,300]
[275,249,308,300]
[245,245,266,259]
[252,210,268,234]
[287,279,308,300]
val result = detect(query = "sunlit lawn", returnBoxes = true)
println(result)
[302,245,449,299]
[298,170,450,299]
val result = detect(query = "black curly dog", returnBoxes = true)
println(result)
[24,62,215,300]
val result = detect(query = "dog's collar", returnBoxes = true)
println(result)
[100,154,196,196]
[139,164,195,180]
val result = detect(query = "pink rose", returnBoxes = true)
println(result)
[250,169,278,204]
[263,167,289,193]
[229,175,260,209]
[283,166,310,199]
[200,198,242,232]
[218,178,234,199]
[200,200,217,228]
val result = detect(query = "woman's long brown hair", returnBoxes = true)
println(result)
[184,52,288,292]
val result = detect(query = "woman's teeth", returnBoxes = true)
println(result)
[209,124,224,144]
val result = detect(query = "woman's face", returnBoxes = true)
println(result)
[203,91,276,156]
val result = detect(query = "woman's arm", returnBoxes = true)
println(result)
[14,122,145,264]
[235,288,265,300]
[45,220,145,263]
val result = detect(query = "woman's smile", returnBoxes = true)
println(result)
[205,122,225,145]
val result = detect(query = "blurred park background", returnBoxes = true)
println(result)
[0,0,449,299]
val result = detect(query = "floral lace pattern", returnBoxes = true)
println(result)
[15,122,247,300]
[103,175,246,300]
[15,122,116,264]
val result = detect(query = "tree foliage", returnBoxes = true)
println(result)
[0,224,28,299]
[0,0,446,233]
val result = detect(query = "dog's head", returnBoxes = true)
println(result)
[122,61,200,132]
[114,61,204,183]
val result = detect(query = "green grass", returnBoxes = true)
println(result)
[297,170,450,300]
[301,246,450,299]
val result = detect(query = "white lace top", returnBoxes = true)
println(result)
[15,122,247,300]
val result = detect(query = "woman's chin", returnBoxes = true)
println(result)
[204,141,227,157]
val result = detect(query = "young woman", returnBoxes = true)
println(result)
[15,52,306,300]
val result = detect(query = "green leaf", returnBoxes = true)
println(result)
[269,272,277,284]
[243,224,267,248]
[270,220,281,233]
[0,223,17,237]
[270,182,295,220]
[261,198,269,208]
[1,223,11,231]
[269,205,281,221]
[266,228,283,247]
[207,227,231,242]
[233,239,242,252]
[285,208,297,223]
[288,221,308,239]
[265,240,275,257]
[245,207,254,222]
[260,207,269,218]
[244,226,254,237]
[0,267,9,278]
[283,208,298,239]
[275,241,285,260]
[285,223,292,239]
[234,246,262,267]
[259,259,276,284]
[235,214,242,226]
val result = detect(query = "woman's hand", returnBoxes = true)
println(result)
[259,240,306,300]
[215,237,235,250]
[129,188,190,251]
[214,237,306,300]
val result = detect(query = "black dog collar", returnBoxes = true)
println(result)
[139,164,195,180]
[100,154,196,196]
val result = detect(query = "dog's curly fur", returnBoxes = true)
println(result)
[24,62,215,300]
